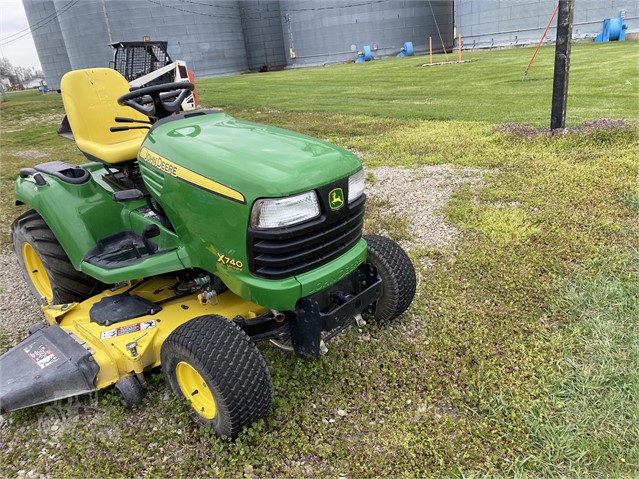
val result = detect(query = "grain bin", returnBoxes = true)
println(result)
[22,0,71,90]
[279,0,453,66]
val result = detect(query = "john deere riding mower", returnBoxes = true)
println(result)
[1,68,416,438]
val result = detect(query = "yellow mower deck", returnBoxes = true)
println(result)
[43,278,267,390]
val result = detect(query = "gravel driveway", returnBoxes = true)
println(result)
[0,253,42,347]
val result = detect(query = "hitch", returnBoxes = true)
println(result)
[290,263,381,357]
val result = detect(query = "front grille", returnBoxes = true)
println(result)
[248,194,365,280]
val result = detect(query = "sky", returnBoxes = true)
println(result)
[0,0,42,70]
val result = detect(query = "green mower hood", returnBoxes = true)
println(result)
[141,112,361,201]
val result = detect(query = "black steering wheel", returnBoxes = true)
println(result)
[117,82,195,120]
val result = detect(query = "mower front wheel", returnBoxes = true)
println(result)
[161,315,273,439]
[114,376,144,409]
[12,210,102,304]
[364,234,416,322]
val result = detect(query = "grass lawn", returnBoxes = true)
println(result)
[199,41,638,125]
[0,41,637,478]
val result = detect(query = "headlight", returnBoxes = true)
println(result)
[348,169,365,203]
[251,191,320,229]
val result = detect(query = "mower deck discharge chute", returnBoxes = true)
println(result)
[0,324,98,413]
[1,68,416,438]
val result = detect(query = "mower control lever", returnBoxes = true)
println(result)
[19,168,47,186]
[113,189,145,202]
[110,126,150,132]
[114,117,152,125]
[19,168,36,178]
[126,332,148,358]
[143,224,160,238]
[142,224,160,255]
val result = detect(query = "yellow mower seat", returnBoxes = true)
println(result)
[61,68,149,164]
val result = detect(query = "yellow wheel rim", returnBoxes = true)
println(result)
[175,361,217,420]
[22,243,53,302]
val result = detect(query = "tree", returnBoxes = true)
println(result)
[0,57,14,78]
[0,58,43,88]
[16,66,39,82]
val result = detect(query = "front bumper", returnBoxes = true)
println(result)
[223,238,369,312]
[289,262,382,357]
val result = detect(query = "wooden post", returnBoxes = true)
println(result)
[429,36,433,64]
[458,33,462,62]
[551,0,575,130]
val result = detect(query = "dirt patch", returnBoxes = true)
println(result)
[13,150,48,159]
[15,112,63,128]
[365,164,489,252]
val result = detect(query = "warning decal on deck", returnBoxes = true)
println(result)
[100,320,156,340]
[24,340,61,369]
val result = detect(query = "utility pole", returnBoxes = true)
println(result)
[550,0,575,130]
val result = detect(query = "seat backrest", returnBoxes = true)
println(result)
[61,68,149,164]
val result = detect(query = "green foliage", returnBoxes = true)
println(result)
[620,192,639,213]
[0,331,10,351]
[451,205,541,244]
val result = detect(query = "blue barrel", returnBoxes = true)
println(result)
[404,41,414,56]
[363,45,373,61]
[608,17,625,41]
[596,16,628,42]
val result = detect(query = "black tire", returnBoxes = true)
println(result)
[364,234,416,322]
[114,376,144,409]
[12,210,102,304]
[161,315,273,439]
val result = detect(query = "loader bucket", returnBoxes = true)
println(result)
[0,325,98,413]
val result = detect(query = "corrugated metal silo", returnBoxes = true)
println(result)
[103,0,249,78]
[49,0,249,80]
[22,0,72,90]
[240,0,286,71]
[456,0,639,48]
[279,0,454,66]
[53,0,112,71]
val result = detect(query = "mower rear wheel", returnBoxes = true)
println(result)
[12,210,103,304]
[364,235,416,322]
[161,315,273,439]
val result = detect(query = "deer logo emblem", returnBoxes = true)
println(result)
[329,188,344,210]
